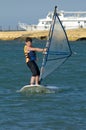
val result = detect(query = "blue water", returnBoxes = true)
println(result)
[0,40,86,130]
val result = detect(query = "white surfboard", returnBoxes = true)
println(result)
[17,84,55,94]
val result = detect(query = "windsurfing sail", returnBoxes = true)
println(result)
[40,6,72,81]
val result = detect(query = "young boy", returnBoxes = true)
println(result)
[24,37,46,85]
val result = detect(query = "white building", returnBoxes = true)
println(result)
[19,9,86,30]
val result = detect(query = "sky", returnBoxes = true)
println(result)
[0,0,86,29]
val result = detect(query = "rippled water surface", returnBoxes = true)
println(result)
[0,40,86,130]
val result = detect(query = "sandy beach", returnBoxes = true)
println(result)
[0,28,86,41]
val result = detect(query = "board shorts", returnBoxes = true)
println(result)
[27,61,40,76]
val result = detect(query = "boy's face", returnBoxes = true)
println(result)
[26,41,32,46]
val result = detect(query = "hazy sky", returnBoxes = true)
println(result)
[0,0,86,29]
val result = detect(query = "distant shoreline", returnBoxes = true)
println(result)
[0,28,86,41]
[0,30,48,41]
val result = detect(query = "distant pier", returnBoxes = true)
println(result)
[0,28,86,41]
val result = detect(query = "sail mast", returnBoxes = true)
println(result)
[40,6,57,82]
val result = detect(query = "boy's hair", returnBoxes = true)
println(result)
[25,37,32,42]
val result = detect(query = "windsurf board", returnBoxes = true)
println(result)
[17,84,55,94]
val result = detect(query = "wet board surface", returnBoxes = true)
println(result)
[17,85,57,94]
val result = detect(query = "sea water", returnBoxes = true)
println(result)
[0,40,86,130]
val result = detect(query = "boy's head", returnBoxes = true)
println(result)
[25,37,32,43]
